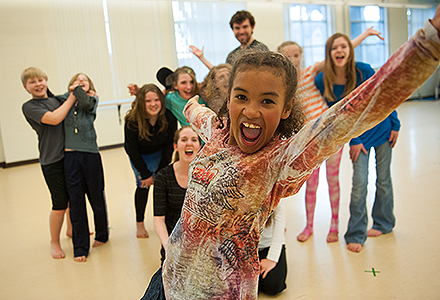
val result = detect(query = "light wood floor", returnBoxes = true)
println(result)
[1,100,439,299]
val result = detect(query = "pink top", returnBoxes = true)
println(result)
[162,22,440,300]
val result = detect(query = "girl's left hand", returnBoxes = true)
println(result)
[260,258,277,279]
[189,45,204,58]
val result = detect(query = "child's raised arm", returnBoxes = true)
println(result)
[351,26,384,48]
[184,96,219,142]
[127,83,139,96]
[189,45,214,70]
[71,86,97,112]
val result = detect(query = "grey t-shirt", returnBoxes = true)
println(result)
[22,96,65,166]
[226,39,269,65]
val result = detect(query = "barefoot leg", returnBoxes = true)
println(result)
[65,207,72,238]
[300,169,319,243]
[297,227,313,242]
[74,255,87,262]
[92,240,106,247]
[327,231,339,243]
[347,243,363,253]
[326,149,343,241]
[50,210,66,259]
[136,222,149,238]
[367,228,383,237]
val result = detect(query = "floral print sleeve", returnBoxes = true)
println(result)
[184,96,219,143]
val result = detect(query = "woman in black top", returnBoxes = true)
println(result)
[153,126,201,263]
[124,84,177,238]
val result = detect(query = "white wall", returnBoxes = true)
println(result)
[247,2,284,51]
[0,0,176,164]
[0,0,437,164]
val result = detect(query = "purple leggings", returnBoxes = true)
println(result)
[302,148,343,234]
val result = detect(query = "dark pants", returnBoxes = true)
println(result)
[64,151,109,257]
[135,187,149,223]
[258,245,287,295]
[41,159,69,210]
[141,267,166,300]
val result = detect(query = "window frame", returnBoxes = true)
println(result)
[349,5,389,69]
[283,3,333,68]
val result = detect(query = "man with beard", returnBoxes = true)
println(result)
[226,10,269,65]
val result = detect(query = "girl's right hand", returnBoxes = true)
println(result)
[141,176,154,189]
[349,144,367,162]
[128,83,139,96]
[69,80,80,92]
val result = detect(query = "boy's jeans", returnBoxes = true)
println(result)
[344,141,395,245]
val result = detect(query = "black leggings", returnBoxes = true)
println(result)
[258,245,287,295]
[135,187,149,222]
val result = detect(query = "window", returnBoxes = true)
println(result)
[284,4,331,68]
[407,7,437,38]
[350,5,387,69]
[172,1,245,81]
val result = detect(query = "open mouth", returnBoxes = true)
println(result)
[240,122,262,144]
[182,91,192,99]
[184,149,194,156]
[335,55,345,63]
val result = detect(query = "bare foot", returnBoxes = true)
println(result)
[74,255,87,262]
[367,228,383,237]
[92,240,106,248]
[347,243,363,253]
[67,231,94,238]
[327,232,339,243]
[50,243,66,259]
[136,222,149,238]
[297,227,313,242]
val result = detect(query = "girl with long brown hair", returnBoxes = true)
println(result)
[124,84,177,238]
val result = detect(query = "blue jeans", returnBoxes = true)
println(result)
[130,150,163,187]
[344,141,395,245]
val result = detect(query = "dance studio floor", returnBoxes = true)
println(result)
[1,100,439,299]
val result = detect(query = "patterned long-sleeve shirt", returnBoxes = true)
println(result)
[162,21,440,300]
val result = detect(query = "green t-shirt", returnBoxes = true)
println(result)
[165,91,207,127]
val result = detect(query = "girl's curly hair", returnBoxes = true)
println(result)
[217,50,305,139]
